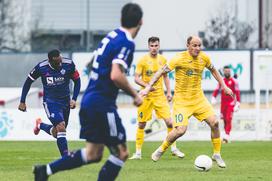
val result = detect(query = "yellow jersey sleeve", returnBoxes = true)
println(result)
[135,57,145,75]
[202,52,213,69]
[168,54,179,71]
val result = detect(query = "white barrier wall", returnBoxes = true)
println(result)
[1,108,271,141]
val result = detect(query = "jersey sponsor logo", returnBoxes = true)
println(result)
[46,77,65,85]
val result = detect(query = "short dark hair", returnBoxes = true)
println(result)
[148,36,160,43]
[48,49,61,61]
[224,65,230,69]
[187,36,193,45]
[121,3,143,28]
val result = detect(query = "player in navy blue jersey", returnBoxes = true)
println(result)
[33,3,143,181]
[18,49,81,156]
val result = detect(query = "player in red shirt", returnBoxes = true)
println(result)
[211,65,240,143]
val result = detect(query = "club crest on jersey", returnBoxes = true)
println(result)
[60,69,66,75]
[186,69,194,76]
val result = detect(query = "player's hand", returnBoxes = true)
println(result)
[139,86,151,97]
[150,87,155,92]
[70,100,76,109]
[223,87,234,97]
[211,96,217,105]
[18,102,27,112]
[234,102,240,112]
[166,92,172,102]
[133,94,143,107]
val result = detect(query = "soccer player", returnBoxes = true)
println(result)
[140,36,233,168]
[211,65,241,143]
[18,49,81,156]
[33,3,143,181]
[129,36,184,160]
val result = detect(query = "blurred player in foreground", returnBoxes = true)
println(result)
[33,3,143,181]
[18,49,81,156]
[129,36,184,160]
[211,65,240,143]
[140,36,233,168]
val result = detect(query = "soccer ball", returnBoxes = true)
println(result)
[194,155,212,171]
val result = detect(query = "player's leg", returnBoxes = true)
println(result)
[33,106,107,180]
[98,109,128,181]
[130,98,152,159]
[223,106,234,143]
[151,104,189,161]
[34,103,55,136]
[154,97,185,158]
[99,143,128,181]
[33,142,104,181]
[194,98,226,168]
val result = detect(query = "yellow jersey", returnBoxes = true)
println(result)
[135,53,167,97]
[168,51,212,103]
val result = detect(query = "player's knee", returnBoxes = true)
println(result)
[118,149,129,161]
[210,119,219,129]
[56,122,66,132]
[138,122,146,129]
[175,126,186,136]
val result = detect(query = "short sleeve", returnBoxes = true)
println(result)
[112,43,135,70]
[167,56,179,71]
[204,54,213,69]
[28,65,40,81]
[135,57,144,75]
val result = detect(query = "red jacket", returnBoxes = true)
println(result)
[212,77,240,106]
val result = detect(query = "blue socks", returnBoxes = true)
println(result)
[48,149,87,174]
[39,123,53,135]
[98,155,124,181]
[47,153,124,181]
[57,132,68,156]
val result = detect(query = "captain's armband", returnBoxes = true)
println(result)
[207,64,215,71]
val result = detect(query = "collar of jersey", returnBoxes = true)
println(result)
[119,27,134,42]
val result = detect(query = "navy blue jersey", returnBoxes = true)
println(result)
[81,28,135,108]
[28,58,78,101]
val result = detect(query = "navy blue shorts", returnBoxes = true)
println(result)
[79,107,126,146]
[43,101,70,127]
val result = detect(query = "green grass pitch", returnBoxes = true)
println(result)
[0,141,271,181]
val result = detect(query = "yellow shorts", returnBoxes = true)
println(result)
[137,96,171,122]
[172,96,215,127]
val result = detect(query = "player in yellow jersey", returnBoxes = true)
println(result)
[140,36,233,168]
[129,37,184,160]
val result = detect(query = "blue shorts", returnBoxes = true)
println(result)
[43,101,70,127]
[79,107,126,146]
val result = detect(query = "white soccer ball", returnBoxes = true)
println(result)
[194,155,212,171]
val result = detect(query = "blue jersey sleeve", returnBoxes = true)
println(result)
[28,65,41,81]
[112,43,135,70]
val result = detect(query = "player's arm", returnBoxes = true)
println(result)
[140,65,171,97]
[135,73,148,87]
[111,63,142,106]
[208,65,233,97]
[163,73,172,102]
[18,78,33,111]
[18,69,38,112]
[70,69,81,109]
[233,80,241,111]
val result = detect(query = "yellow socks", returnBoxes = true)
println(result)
[167,127,177,149]
[136,128,144,153]
[161,140,171,152]
[211,137,221,154]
